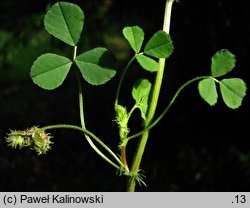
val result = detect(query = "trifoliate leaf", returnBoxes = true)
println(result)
[211,49,236,77]
[144,30,173,59]
[44,2,84,46]
[75,47,117,85]
[30,53,72,90]
[198,77,218,106]
[123,26,144,53]
[219,78,247,109]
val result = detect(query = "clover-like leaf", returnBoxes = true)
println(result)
[75,47,117,85]
[219,78,247,109]
[123,26,144,53]
[132,79,152,120]
[30,53,72,90]
[211,49,236,77]
[44,2,84,46]
[136,54,159,72]
[198,77,218,106]
[144,30,173,59]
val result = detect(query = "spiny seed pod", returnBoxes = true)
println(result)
[32,130,53,155]
[5,126,53,155]
[6,130,26,149]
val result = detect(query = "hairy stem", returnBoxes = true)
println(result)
[127,0,175,192]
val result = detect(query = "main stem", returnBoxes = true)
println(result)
[127,0,174,192]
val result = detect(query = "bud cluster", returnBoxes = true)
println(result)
[115,104,130,147]
[5,126,53,155]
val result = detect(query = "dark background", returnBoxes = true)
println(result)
[0,0,249,191]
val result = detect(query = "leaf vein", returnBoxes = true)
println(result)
[58,3,74,44]
[33,62,71,78]
[221,82,244,98]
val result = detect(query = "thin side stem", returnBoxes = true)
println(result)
[73,46,87,128]
[115,55,137,106]
[127,76,210,141]
[118,98,137,172]
[41,124,122,169]
[73,46,78,61]
[115,55,137,171]
[72,50,123,169]
[75,73,123,166]
[121,148,129,171]
[127,0,175,192]
[74,68,86,128]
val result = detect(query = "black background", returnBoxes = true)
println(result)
[0,0,249,191]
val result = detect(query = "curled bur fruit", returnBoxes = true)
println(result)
[5,126,53,155]
[32,129,53,155]
[6,130,26,149]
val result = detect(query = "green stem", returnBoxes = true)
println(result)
[118,105,138,172]
[120,147,129,171]
[75,73,123,167]
[71,47,123,169]
[41,124,122,169]
[73,46,78,61]
[127,0,175,192]
[115,55,137,106]
[127,76,210,140]
[115,55,137,172]
[73,46,85,128]
[127,105,138,120]
[74,68,86,128]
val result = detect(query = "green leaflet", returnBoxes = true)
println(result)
[75,47,117,85]
[198,77,218,106]
[211,49,236,77]
[132,79,152,120]
[144,30,173,59]
[30,53,72,90]
[219,78,247,109]
[44,2,84,46]
[136,54,159,72]
[198,77,247,109]
[123,26,144,53]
